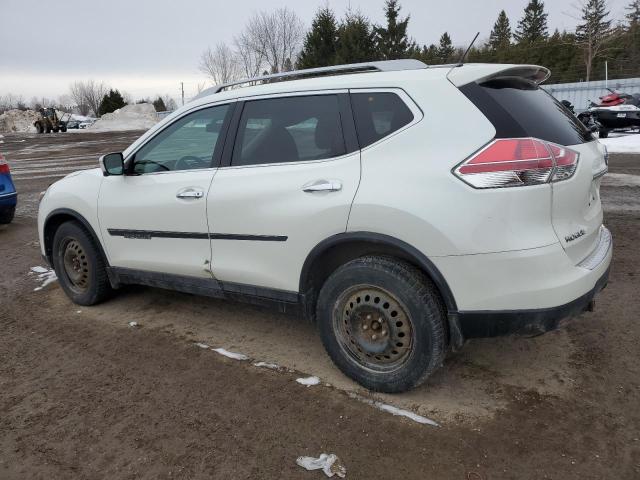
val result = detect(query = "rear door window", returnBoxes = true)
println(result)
[232,95,346,167]
[460,77,593,146]
[350,92,414,148]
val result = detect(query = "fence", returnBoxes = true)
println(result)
[543,78,640,113]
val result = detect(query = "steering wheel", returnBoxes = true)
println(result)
[134,159,170,173]
[175,155,208,171]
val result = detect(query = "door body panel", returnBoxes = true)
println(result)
[98,170,214,277]
[207,154,361,291]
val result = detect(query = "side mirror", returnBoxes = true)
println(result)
[99,152,124,176]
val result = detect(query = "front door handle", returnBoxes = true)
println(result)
[176,188,204,199]
[302,180,342,193]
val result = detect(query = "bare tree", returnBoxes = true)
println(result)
[234,32,266,78]
[83,80,108,117]
[239,7,304,74]
[69,81,90,116]
[161,94,177,111]
[199,43,241,85]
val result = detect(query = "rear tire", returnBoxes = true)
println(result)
[52,221,113,305]
[35,122,44,134]
[0,206,15,224]
[316,256,446,393]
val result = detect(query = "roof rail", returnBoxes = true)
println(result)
[194,59,427,100]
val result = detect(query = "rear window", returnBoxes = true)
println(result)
[460,77,593,146]
[351,92,414,148]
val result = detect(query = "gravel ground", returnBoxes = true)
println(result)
[1,131,639,479]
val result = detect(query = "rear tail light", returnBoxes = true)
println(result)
[454,138,579,189]
[0,154,9,174]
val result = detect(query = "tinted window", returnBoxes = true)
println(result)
[232,95,346,167]
[460,78,593,145]
[351,92,414,148]
[133,104,230,174]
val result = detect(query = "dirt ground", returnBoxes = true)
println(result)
[1,131,639,479]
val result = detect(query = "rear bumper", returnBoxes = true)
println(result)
[433,226,613,338]
[0,191,17,206]
[457,266,609,337]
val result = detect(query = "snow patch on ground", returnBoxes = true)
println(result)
[296,453,347,478]
[212,347,249,361]
[602,173,640,188]
[599,134,640,154]
[0,109,37,133]
[349,392,440,427]
[195,342,211,349]
[373,401,440,426]
[253,361,280,370]
[296,376,321,386]
[89,103,158,132]
[128,321,140,328]
[29,266,57,291]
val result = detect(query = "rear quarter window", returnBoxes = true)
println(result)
[460,77,594,146]
[350,92,414,148]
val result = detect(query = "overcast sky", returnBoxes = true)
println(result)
[0,0,629,103]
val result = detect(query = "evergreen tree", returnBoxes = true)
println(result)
[298,7,339,69]
[514,0,549,43]
[98,89,126,116]
[152,96,167,112]
[374,0,416,60]
[626,0,640,26]
[576,0,614,81]
[489,10,512,50]
[335,11,376,64]
[437,32,455,63]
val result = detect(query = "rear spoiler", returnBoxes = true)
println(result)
[447,64,551,87]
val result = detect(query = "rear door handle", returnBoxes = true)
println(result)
[302,180,342,193]
[176,188,204,199]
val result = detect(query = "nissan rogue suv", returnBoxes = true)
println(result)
[38,60,612,393]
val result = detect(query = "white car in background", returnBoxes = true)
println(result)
[37,60,612,393]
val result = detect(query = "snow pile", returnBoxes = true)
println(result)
[599,133,640,154]
[89,103,158,132]
[0,109,37,133]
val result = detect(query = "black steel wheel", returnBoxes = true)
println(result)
[334,286,413,373]
[61,238,91,294]
[52,221,113,305]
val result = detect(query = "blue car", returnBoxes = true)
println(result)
[0,153,17,224]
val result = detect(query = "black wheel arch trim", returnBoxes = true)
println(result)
[44,208,111,268]
[300,231,458,313]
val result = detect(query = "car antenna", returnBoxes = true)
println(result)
[457,32,480,66]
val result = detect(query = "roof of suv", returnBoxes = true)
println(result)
[189,60,550,109]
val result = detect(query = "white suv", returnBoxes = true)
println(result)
[38,60,612,393]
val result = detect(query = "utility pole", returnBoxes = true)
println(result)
[181,82,185,106]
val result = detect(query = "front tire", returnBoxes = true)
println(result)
[599,128,609,138]
[52,221,113,305]
[316,256,446,393]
